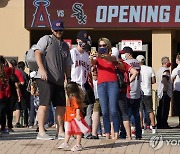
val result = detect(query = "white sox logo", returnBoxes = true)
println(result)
[71,3,87,24]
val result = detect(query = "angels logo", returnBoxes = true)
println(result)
[31,0,51,28]
[71,3,87,24]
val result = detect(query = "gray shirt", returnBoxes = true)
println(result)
[124,58,141,99]
[34,35,72,85]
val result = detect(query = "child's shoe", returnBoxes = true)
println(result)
[71,144,83,151]
[58,142,69,149]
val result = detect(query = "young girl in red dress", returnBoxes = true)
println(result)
[58,81,90,152]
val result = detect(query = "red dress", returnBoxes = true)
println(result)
[64,97,91,135]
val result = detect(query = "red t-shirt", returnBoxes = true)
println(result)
[14,69,24,83]
[0,67,12,99]
[97,58,118,84]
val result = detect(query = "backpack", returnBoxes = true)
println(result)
[115,66,127,90]
[25,35,52,71]
[25,44,38,71]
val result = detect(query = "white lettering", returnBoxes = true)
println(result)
[96,6,107,22]
[175,6,180,22]
[159,6,170,22]
[166,140,171,146]
[171,140,177,146]
[141,6,147,22]
[147,6,158,22]
[119,6,129,22]
[129,6,141,22]
[107,6,119,22]
[95,5,171,23]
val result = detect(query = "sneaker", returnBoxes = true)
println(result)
[36,133,54,140]
[142,129,145,134]
[89,135,99,139]
[56,133,65,139]
[28,126,33,129]
[152,128,156,134]
[58,142,69,149]
[131,131,135,137]
[1,129,9,134]
[8,128,14,132]
[15,123,23,128]
[71,145,83,152]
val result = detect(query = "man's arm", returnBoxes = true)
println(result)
[35,50,47,80]
[129,67,138,82]
[151,76,156,84]
[65,65,71,82]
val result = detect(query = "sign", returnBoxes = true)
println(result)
[121,40,142,51]
[25,0,180,29]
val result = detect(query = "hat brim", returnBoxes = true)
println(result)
[119,50,125,54]
[52,27,64,31]
[77,37,90,42]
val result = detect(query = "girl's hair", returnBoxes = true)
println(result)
[0,56,8,87]
[0,56,6,79]
[66,81,85,109]
[98,37,112,54]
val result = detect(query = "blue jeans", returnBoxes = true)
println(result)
[127,98,142,138]
[98,81,120,133]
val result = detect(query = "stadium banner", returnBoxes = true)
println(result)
[25,0,180,29]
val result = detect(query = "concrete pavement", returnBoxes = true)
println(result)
[0,116,180,154]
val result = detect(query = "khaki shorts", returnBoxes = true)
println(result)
[93,99,100,112]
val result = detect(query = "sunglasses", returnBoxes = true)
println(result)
[99,44,107,47]
[54,30,63,32]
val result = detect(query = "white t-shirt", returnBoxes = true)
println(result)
[93,79,98,99]
[111,47,119,61]
[70,48,90,90]
[171,64,180,91]
[140,65,155,96]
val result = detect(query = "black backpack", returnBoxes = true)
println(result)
[115,66,127,90]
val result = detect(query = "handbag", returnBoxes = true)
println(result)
[115,65,127,90]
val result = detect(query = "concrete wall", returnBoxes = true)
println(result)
[0,0,30,61]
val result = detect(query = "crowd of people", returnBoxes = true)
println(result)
[0,19,180,152]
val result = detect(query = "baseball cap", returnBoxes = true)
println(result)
[136,55,145,62]
[51,20,64,31]
[77,30,90,42]
[120,46,133,54]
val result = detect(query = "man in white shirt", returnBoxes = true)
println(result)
[171,54,180,128]
[136,55,156,134]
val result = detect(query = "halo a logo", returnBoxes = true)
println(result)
[149,135,164,150]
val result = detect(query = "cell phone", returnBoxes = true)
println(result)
[99,48,106,54]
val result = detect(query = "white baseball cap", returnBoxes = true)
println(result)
[136,55,145,62]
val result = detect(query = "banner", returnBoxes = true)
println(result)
[25,0,180,29]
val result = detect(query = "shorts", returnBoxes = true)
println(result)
[36,79,66,107]
[93,99,100,112]
[140,95,153,113]
[119,93,129,121]
[173,91,180,115]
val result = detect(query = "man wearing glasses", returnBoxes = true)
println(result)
[34,20,72,140]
